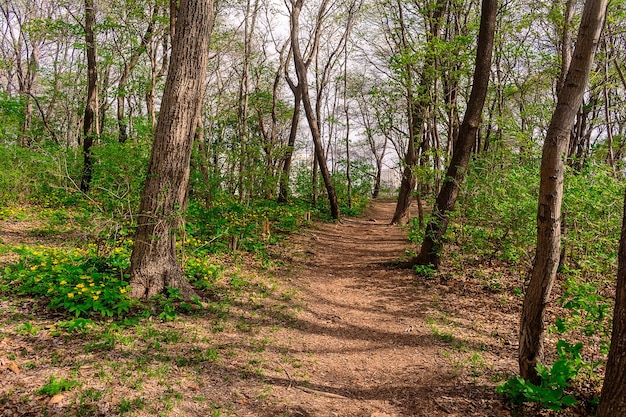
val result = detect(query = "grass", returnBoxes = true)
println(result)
[0,205,303,416]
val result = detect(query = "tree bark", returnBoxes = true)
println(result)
[597,188,626,415]
[518,0,607,383]
[278,64,302,204]
[128,0,215,300]
[289,0,340,220]
[80,0,98,193]
[411,0,497,267]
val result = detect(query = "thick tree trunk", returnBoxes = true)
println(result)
[518,0,607,383]
[129,0,215,300]
[80,0,98,193]
[597,189,626,416]
[411,0,497,267]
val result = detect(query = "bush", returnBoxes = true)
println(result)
[497,340,583,411]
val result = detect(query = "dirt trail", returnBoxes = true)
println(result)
[253,200,513,417]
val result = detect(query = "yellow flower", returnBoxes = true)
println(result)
[95,291,102,295]
[67,293,74,298]
[30,265,38,271]
[47,288,54,293]
[60,280,67,285]
[76,283,85,288]
[89,283,95,287]
[92,296,99,301]
[81,287,88,292]
[119,288,127,294]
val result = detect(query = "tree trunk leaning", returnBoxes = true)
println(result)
[518,0,608,383]
[411,0,498,267]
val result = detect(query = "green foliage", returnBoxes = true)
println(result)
[562,164,621,277]
[36,376,80,395]
[431,154,622,277]
[414,263,436,278]
[87,139,150,217]
[0,144,81,208]
[0,93,26,143]
[497,340,583,411]
[332,158,376,216]
[185,198,311,254]
[554,273,612,350]
[452,154,539,264]
[1,245,132,317]
[154,287,201,321]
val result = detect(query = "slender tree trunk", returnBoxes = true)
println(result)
[518,0,607,383]
[80,0,98,193]
[278,77,302,204]
[597,189,626,416]
[391,0,446,225]
[290,0,340,220]
[128,0,215,300]
[118,19,153,143]
[237,0,259,201]
[343,43,352,210]
[411,0,498,267]
[373,159,382,199]
[557,0,575,95]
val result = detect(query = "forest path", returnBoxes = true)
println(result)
[255,200,511,417]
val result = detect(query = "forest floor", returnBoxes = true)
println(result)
[0,200,584,416]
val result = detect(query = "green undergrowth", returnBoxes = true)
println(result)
[407,153,622,412]
[497,340,585,411]
[2,245,133,317]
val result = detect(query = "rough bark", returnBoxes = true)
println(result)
[518,0,607,383]
[597,189,626,416]
[128,0,215,300]
[411,0,497,267]
[80,0,98,193]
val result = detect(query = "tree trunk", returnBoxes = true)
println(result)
[411,0,497,267]
[390,0,445,225]
[597,191,626,415]
[118,19,153,143]
[518,0,607,383]
[128,0,215,300]
[290,0,340,220]
[278,78,302,204]
[80,0,98,193]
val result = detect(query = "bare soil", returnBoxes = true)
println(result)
[1,200,529,416]
[248,200,518,417]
